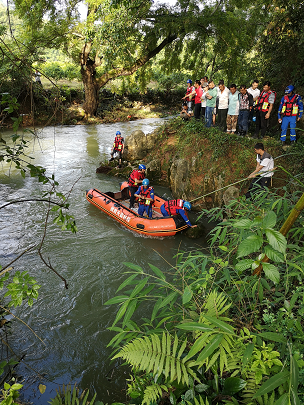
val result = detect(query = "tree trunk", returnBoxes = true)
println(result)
[81,62,99,117]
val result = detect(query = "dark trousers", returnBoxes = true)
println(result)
[194,103,201,120]
[255,111,269,138]
[245,176,271,199]
[217,109,228,131]
[129,186,138,208]
[238,110,250,133]
[201,106,206,120]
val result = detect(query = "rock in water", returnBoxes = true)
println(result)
[185,223,205,239]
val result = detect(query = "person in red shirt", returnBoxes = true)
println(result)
[128,164,146,208]
[189,80,203,120]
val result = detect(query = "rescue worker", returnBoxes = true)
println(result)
[182,79,195,113]
[134,178,154,218]
[128,164,146,209]
[254,81,276,139]
[109,131,124,168]
[160,199,197,228]
[278,85,303,145]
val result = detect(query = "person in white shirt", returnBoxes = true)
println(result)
[216,79,230,131]
[247,80,260,124]
[245,142,274,199]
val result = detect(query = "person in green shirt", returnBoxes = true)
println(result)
[205,80,218,127]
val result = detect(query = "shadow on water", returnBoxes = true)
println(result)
[0,118,212,404]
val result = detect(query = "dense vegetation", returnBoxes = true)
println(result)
[1,0,304,403]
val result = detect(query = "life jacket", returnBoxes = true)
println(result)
[256,91,276,112]
[128,170,145,187]
[138,186,154,206]
[185,86,195,102]
[113,136,124,151]
[163,199,184,216]
[281,94,299,116]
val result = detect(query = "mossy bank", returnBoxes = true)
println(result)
[105,118,304,209]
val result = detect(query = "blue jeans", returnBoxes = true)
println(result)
[238,110,250,133]
[280,116,297,141]
[138,204,152,218]
[205,106,213,128]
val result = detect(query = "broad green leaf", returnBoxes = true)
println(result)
[264,245,285,263]
[130,277,149,298]
[275,393,289,405]
[262,211,277,229]
[242,342,254,368]
[123,299,137,326]
[194,384,209,393]
[148,263,166,280]
[116,274,138,292]
[290,355,299,390]
[159,292,178,309]
[176,322,213,332]
[104,295,129,305]
[258,332,287,344]
[233,219,252,228]
[182,286,193,305]
[263,263,280,284]
[184,334,210,361]
[265,229,287,254]
[113,300,129,326]
[123,262,143,273]
[235,259,253,272]
[204,315,234,334]
[237,235,263,258]
[196,333,223,364]
[253,370,289,398]
[222,377,247,395]
[290,387,300,405]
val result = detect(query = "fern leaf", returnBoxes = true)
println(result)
[177,337,187,359]
[176,357,182,383]
[142,384,166,405]
[172,334,179,358]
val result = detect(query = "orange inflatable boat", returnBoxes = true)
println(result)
[86,182,189,237]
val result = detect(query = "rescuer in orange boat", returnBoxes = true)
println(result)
[161,199,197,228]
[134,178,154,218]
[128,164,146,209]
[109,131,124,168]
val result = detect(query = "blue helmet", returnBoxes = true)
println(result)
[142,178,149,186]
[285,85,294,94]
[183,201,191,211]
[138,164,146,170]
[187,79,192,84]
[116,131,121,135]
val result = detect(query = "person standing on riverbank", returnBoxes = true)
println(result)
[134,178,154,218]
[238,85,253,136]
[247,80,260,125]
[205,80,217,128]
[246,143,274,199]
[226,84,239,134]
[128,165,146,208]
[254,81,276,139]
[160,200,197,228]
[182,79,195,113]
[109,131,124,168]
[278,85,303,145]
[217,80,230,131]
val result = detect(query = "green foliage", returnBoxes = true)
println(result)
[49,384,97,405]
[0,380,23,405]
[104,184,304,404]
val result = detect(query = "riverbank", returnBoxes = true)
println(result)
[104,118,303,209]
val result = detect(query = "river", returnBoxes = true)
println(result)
[0,118,210,404]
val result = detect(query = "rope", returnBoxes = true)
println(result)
[189,169,276,204]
